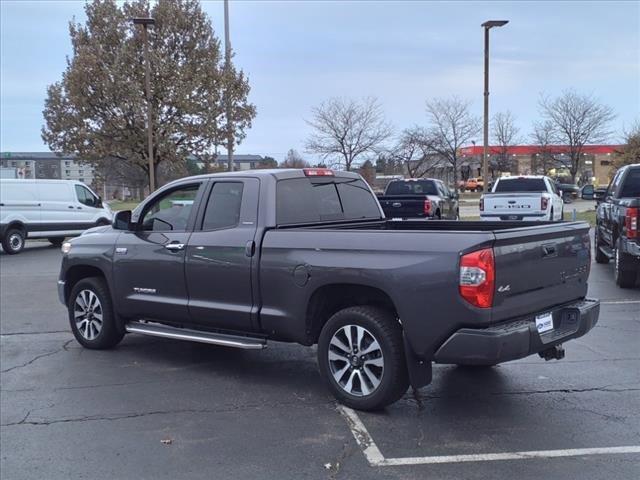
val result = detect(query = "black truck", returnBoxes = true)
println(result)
[59,168,599,410]
[377,178,459,220]
[583,163,640,288]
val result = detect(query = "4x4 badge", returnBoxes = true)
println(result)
[498,285,511,293]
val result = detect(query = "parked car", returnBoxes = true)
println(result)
[480,175,564,222]
[377,178,459,220]
[583,163,640,288]
[555,181,580,202]
[0,179,112,254]
[464,177,484,192]
[58,168,599,411]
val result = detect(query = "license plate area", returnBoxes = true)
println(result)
[536,308,581,344]
[535,312,554,333]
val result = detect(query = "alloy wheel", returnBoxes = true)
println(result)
[328,324,384,397]
[74,289,103,340]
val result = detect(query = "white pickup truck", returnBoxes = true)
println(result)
[480,176,564,222]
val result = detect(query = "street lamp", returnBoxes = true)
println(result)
[132,17,156,193]
[481,19,508,191]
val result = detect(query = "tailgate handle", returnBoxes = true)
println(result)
[542,244,557,257]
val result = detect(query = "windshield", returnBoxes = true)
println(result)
[385,180,438,195]
[494,178,547,193]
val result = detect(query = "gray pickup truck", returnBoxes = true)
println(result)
[58,168,599,410]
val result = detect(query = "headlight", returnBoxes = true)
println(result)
[61,242,72,255]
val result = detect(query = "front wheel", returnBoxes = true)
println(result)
[594,228,609,264]
[317,306,409,411]
[68,277,124,349]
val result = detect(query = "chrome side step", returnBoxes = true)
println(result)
[125,321,267,350]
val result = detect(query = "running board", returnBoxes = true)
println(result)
[125,321,267,350]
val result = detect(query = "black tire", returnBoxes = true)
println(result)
[1,227,25,254]
[317,306,409,411]
[614,238,637,288]
[48,237,65,247]
[594,228,609,264]
[549,208,555,222]
[68,277,124,349]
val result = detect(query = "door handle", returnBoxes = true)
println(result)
[165,243,185,251]
[77,206,83,209]
[68,206,74,209]
[245,240,255,257]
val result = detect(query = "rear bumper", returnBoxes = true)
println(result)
[480,213,547,221]
[433,298,600,366]
[621,238,640,258]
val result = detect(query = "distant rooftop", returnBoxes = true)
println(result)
[2,152,266,163]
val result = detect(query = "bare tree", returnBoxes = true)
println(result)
[281,149,309,168]
[426,96,481,186]
[492,111,521,174]
[305,97,392,171]
[530,120,558,174]
[539,90,616,182]
[389,127,441,178]
[613,121,640,170]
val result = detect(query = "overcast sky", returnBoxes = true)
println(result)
[1,0,638,162]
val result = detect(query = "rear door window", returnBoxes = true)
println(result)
[75,185,97,207]
[201,182,244,230]
[620,168,640,198]
[276,177,380,225]
[494,178,547,193]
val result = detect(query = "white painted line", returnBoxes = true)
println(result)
[338,405,640,467]
[600,300,640,305]
[380,446,640,466]
[337,405,385,465]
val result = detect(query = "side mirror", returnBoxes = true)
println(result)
[594,189,606,202]
[581,185,595,200]
[113,210,133,230]
[450,192,459,200]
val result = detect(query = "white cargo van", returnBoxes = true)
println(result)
[0,179,112,254]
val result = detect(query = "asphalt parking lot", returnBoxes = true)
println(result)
[1,241,639,479]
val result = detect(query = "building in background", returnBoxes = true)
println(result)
[458,145,622,186]
[0,152,94,184]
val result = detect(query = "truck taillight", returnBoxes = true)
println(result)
[541,197,549,210]
[424,199,432,215]
[626,207,638,239]
[479,198,484,212]
[303,168,334,177]
[459,248,495,308]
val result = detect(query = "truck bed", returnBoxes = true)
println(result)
[261,219,591,359]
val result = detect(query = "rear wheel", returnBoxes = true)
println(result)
[614,239,637,288]
[48,237,65,247]
[68,277,124,349]
[317,306,409,411]
[2,227,25,254]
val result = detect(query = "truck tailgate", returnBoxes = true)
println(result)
[490,221,591,322]
[483,193,544,218]
[378,195,429,218]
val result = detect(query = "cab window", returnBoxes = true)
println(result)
[201,182,244,230]
[75,185,99,207]
[140,184,200,232]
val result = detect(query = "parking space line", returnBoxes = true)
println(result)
[338,406,640,467]
[600,300,640,305]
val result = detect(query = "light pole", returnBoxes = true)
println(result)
[132,17,156,193]
[224,0,234,172]
[481,20,508,191]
